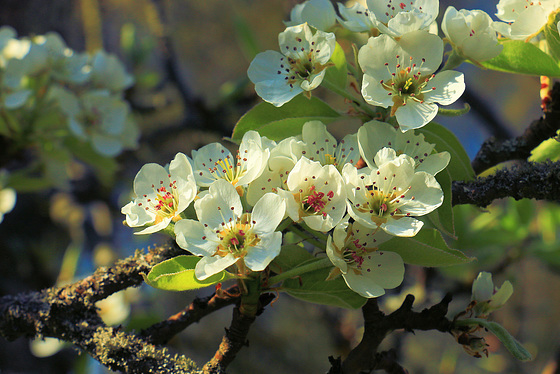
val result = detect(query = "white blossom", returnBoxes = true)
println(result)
[121,153,197,234]
[337,2,378,33]
[358,31,465,131]
[357,120,450,175]
[343,149,443,237]
[191,130,270,191]
[442,7,503,63]
[0,185,16,224]
[248,23,336,107]
[175,180,286,280]
[285,0,337,31]
[277,157,346,232]
[471,272,514,317]
[494,0,560,41]
[366,0,439,37]
[327,217,404,298]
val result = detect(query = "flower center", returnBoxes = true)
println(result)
[215,214,259,258]
[298,185,334,218]
[138,177,181,224]
[211,153,246,185]
[356,178,413,226]
[379,56,436,115]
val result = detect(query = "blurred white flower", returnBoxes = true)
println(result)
[285,0,337,31]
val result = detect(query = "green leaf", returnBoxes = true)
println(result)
[544,12,560,62]
[379,229,473,267]
[323,42,347,91]
[143,255,234,291]
[232,95,340,141]
[529,130,560,162]
[480,40,560,77]
[270,244,314,273]
[282,258,367,309]
[426,169,455,237]
[460,319,532,361]
[418,122,475,181]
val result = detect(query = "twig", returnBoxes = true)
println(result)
[452,161,560,207]
[338,294,453,374]
[141,285,240,345]
[0,245,201,373]
[202,293,275,374]
[470,82,560,175]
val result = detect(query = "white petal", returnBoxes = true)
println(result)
[134,217,172,235]
[195,254,238,280]
[395,101,438,131]
[423,70,465,105]
[343,251,404,297]
[121,200,155,228]
[361,73,393,108]
[381,216,423,237]
[244,232,282,271]
[174,219,218,256]
[416,152,450,175]
[195,180,242,229]
[251,193,286,233]
[192,142,233,187]
[133,163,169,196]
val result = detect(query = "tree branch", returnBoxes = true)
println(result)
[337,294,453,374]
[470,82,560,175]
[202,293,275,373]
[0,245,203,373]
[452,161,560,207]
[141,285,240,345]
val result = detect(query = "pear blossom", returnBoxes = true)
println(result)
[471,272,513,317]
[358,120,450,175]
[191,130,270,190]
[494,0,560,41]
[248,23,336,107]
[277,157,346,232]
[0,186,16,224]
[246,136,303,206]
[366,0,440,37]
[442,7,503,64]
[337,2,378,33]
[294,121,361,173]
[89,50,134,92]
[175,180,286,280]
[285,0,337,31]
[343,149,443,237]
[358,31,465,131]
[121,152,197,235]
[326,217,404,298]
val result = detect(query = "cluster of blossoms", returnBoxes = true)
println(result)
[0,26,138,156]
[123,121,448,298]
[248,0,518,130]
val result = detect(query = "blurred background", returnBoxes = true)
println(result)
[0,0,559,373]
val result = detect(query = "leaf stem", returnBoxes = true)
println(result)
[268,257,332,285]
[321,78,378,118]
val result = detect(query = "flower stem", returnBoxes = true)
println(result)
[268,257,332,285]
[286,224,325,250]
[321,78,378,118]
